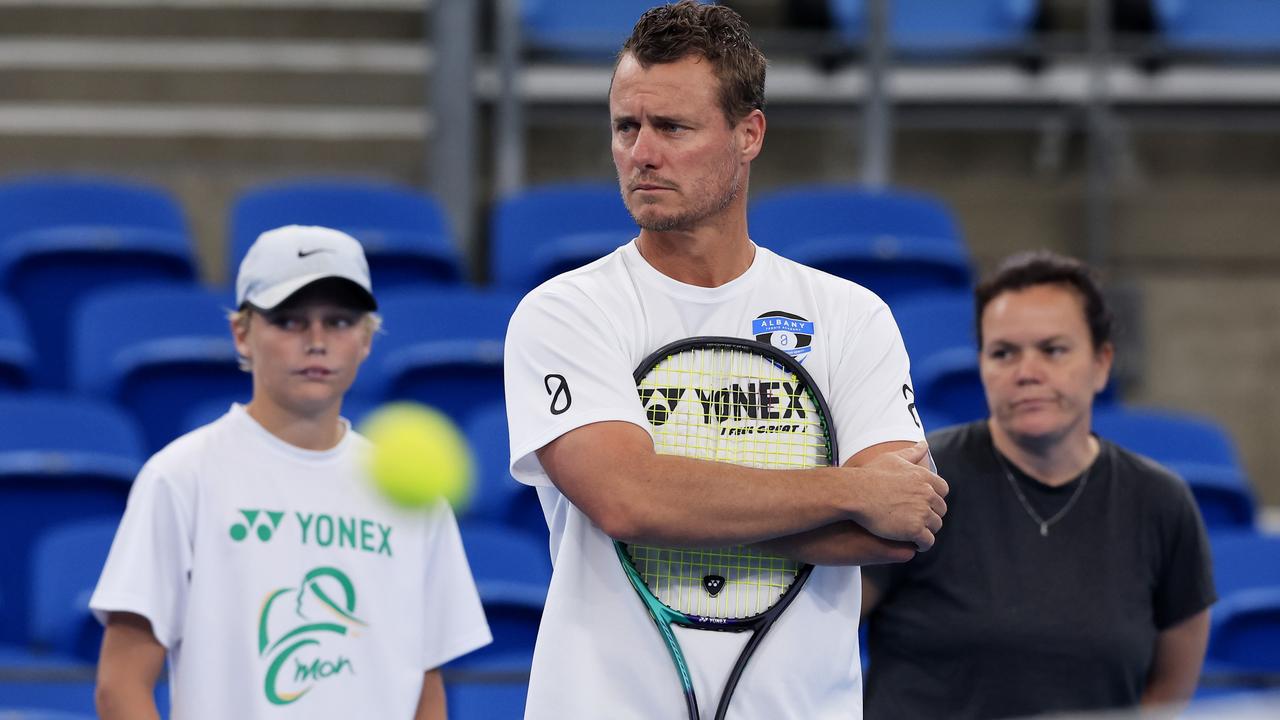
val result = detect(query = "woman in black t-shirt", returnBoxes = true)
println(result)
[861,251,1215,719]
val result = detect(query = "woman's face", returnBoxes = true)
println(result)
[979,283,1113,445]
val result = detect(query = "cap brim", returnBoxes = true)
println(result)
[245,273,377,311]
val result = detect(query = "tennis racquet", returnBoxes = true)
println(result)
[615,336,838,720]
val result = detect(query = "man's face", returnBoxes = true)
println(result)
[609,53,755,233]
[232,294,373,417]
[979,284,1113,445]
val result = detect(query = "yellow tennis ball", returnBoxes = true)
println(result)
[358,402,474,510]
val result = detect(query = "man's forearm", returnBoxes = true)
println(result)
[756,521,916,566]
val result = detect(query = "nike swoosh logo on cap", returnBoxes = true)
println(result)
[297,248,332,258]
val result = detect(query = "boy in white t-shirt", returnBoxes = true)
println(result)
[92,225,491,720]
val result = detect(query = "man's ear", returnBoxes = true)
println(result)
[737,108,765,162]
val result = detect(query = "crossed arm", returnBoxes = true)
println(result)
[536,420,947,566]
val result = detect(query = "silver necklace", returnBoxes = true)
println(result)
[994,452,1092,537]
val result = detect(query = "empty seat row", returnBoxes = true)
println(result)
[525,0,1280,59]
[0,174,978,393]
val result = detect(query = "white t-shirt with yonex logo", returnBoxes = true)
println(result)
[91,404,491,719]
[504,240,924,720]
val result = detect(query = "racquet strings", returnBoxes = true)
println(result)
[629,345,833,621]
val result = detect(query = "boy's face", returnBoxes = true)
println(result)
[232,293,373,417]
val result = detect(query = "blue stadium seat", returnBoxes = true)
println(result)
[0,394,142,646]
[0,297,34,390]
[0,710,97,720]
[914,349,987,425]
[1091,406,1241,469]
[179,397,245,436]
[446,674,529,720]
[230,179,464,290]
[1210,530,1280,598]
[890,291,985,422]
[1200,531,1280,694]
[1153,0,1280,55]
[490,183,636,290]
[29,518,119,662]
[71,284,247,453]
[829,0,1040,56]
[919,407,960,435]
[463,404,545,538]
[1092,408,1250,527]
[1209,587,1280,672]
[521,0,708,59]
[749,185,973,303]
[1198,530,1280,681]
[1192,530,1280,691]
[357,289,520,427]
[893,291,976,360]
[0,681,168,717]
[452,521,550,669]
[1164,461,1255,531]
[0,175,196,388]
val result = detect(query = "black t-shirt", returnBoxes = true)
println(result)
[863,421,1217,720]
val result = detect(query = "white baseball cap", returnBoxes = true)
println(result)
[236,225,377,311]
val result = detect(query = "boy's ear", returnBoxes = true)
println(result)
[359,322,374,361]
[230,314,252,360]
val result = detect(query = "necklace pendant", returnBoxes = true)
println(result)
[1039,522,1049,537]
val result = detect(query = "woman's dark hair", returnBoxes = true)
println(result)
[619,0,766,124]
[975,250,1113,350]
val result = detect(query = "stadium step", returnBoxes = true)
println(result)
[0,1,434,139]
[0,0,428,40]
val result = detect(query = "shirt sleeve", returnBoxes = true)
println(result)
[503,286,650,487]
[419,503,493,670]
[89,461,195,649]
[1152,478,1217,630]
[828,297,926,463]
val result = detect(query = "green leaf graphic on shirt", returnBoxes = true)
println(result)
[257,565,366,705]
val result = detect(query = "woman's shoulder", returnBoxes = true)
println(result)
[1099,439,1199,515]
[1101,440,1184,488]
[925,419,990,461]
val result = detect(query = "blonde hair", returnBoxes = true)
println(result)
[228,306,382,372]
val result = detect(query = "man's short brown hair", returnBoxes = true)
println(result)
[619,0,766,124]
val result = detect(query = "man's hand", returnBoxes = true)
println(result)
[846,442,948,551]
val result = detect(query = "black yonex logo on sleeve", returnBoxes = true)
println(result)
[903,384,921,428]
[544,374,572,415]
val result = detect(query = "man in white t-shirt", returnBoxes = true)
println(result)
[92,225,491,719]
[502,2,950,718]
